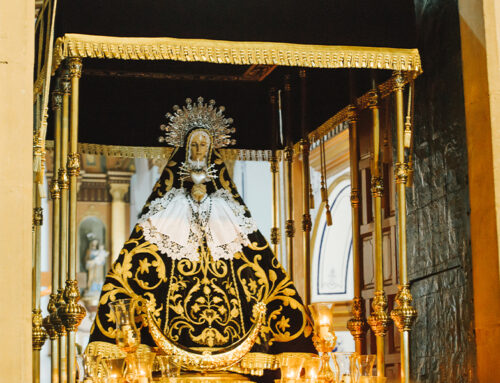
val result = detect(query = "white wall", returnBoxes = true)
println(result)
[232,161,273,245]
[129,158,160,230]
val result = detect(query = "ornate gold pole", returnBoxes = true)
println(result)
[366,84,390,377]
[283,75,295,278]
[269,88,281,256]
[59,58,86,383]
[284,146,295,277]
[43,83,63,383]
[390,72,417,383]
[346,106,368,353]
[300,138,312,306]
[270,154,281,256]
[57,71,70,383]
[299,69,312,306]
[33,185,48,383]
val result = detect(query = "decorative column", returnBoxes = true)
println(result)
[109,179,130,262]
[283,75,295,278]
[390,72,417,383]
[299,69,312,306]
[56,71,70,383]
[43,84,63,383]
[366,86,390,377]
[284,146,295,278]
[270,155,281,256]
[58,58,86,383]
[269,87,281,257]
[346,106,368,353]
[32,188,47,383]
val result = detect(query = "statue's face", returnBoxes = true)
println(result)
[189,131,210,162]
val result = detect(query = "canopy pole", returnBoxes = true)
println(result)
[59,58,86,383]
[33,171,47,383]
[390,71,417,383]
[283,75,295,278]
[269,88,281,257]
[43,81,63,383]
[57,70,70,383]
[299,69,312,306]
[346,106,367,354]
[366,78,390,377]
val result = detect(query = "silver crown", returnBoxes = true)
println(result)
[159,97,236,148]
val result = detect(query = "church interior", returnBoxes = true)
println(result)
[1,0,500,382]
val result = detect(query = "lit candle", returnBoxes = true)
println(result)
[319,315,331,338]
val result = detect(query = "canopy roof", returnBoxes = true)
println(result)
[36,0,421,151]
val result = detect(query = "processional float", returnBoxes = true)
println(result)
[34,0,421,382]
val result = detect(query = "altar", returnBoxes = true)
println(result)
[32,1,422,382]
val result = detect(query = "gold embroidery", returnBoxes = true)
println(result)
[165,246,244,347]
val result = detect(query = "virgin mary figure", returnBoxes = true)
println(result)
[88,97,315,379]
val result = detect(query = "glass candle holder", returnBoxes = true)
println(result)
[303,355,322,381]
[356,354,376,382]
[128,351,156,383]
[279,355,305,381]
[104,357,126,383]
[109,299,141,354]
[81,354,106,382]
[332,352,359,383]
[308,303,336,382]
[157,355,181,378]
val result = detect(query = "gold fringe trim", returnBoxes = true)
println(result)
[45,141,281,162]
[52,33,422,74]
[306,71,418,146]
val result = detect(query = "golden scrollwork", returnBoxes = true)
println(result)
[32,309,48,351]
[395,162,409,185]
[92,159,311,364]
[367,291,390,337]
[58,280,86,333]
[67,153,81,177]
[370,176,384,198]
[147,302,267,371]
[390,284,417,332]
[346,297,367,342]
[52,34,422,75]
[164,247,245,347]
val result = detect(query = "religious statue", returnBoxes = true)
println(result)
[88,98,315,380]
[84,235,109,304]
